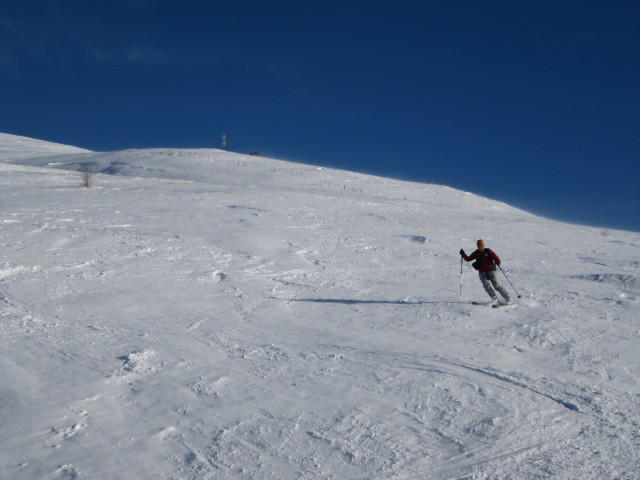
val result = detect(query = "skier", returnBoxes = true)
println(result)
[460,240,512,304]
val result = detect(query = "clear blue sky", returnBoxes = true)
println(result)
[2,1,639,231]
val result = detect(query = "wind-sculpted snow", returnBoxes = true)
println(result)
[0,133,639,479]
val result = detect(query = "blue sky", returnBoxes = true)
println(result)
[1,1,639,231]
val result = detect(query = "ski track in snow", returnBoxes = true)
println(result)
[1,134,639,479]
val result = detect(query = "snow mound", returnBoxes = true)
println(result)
[114,350,164,384]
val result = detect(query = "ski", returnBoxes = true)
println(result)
[492,302,515,309]
[472,301,515,308]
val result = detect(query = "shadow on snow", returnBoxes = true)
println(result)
[274,298,457,305]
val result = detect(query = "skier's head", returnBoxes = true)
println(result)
[476,239,485,249]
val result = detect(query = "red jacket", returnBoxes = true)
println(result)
[463,248,501,272]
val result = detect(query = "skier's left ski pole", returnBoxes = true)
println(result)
[498,265,521,298]
[459,256,463,302]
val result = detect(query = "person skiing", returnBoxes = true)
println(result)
[460,239,512,304]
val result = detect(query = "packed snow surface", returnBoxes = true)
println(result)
[1,132,639,479]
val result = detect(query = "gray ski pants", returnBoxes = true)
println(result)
[479,270,510,301]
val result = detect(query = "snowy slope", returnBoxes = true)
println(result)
[1,133,639,479]
[0,132,90,160]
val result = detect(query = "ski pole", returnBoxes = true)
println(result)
[459,256,463,302]
[498,265,521,298]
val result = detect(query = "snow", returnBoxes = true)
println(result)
[1,132,639,479]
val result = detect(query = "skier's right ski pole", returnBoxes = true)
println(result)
[498,265,521,298]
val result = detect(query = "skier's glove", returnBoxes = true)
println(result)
[459,249,466,256]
